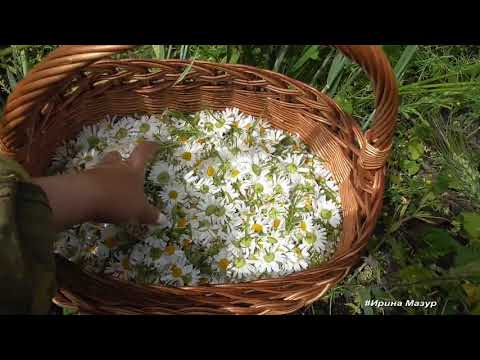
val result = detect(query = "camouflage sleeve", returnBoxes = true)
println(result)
[0,155,57,314]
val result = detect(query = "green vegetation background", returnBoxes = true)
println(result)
[1,45,479,315]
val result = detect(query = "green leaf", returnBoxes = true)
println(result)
[357,287,374,315]
[455,244,480,267]
[401,159,420,176]
[420,228,459,259]
[432,173,450,194]
[398,265,436,282]
[334,95,353,114]
[291,45,320,74]
[461,212,480,242]
[450,261,480,281]
[407,140,424,160]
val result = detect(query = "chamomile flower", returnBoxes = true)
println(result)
[149,161,178,186]
[199,157,221,178]
[271,174,291,196]
[133,115,161,141]
[212,249,233,273]
[175,142,203,166]
[159,183,187,208]
[298,214,314,233]
[194,177,221,196]
[105,252,133,280]
[52,108,343,287]
[248,215,271,235]
[228,256,255,280]
[314,196,342,227]
[253,247,285,274]
[227,154,250,180]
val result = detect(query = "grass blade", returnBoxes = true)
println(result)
[173,49,199,87]
[273,45,289,72]
[394,45,418,81]
[310,48,335,86]
[229,46,240,64]
[6,67,17,91]
[166,45,173,59]
[322,50,351,95]
[152,45,165,59]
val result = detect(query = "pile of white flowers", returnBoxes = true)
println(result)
[51,108,342,286]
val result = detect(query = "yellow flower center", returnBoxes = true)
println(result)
[207,166,215,177]
[177,217,188,228]
[300,221,308,231]
[273,218,281,229]
[304,197,312,210]
[218,258,230,271]
[231,169,240,177]
[294,247,303,258]
[169,191,178,200]
[244,123,252,129]
[171,265,183,278]
[232,121,239,128]
[195,159,203,168]
[252,223,263,233]
[260,127,266,135]
[104,237,118,249]
[183,239,192,248]
[165,244,176,256]
[197,138,206,144]
[182,151,192,161]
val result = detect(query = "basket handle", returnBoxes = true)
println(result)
[1,45,398,169]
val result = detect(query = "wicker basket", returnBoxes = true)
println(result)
[0,45,398,315]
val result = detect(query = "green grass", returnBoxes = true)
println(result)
[2,44,480,315]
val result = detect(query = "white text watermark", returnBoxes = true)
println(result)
[365,300,437,309]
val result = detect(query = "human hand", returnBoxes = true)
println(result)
[33,141,168,231]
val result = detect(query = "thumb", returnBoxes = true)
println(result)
[138,202,169,226]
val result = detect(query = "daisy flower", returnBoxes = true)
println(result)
[253,247,285,274]
[271,174,291,196]
[175,141,203,167]
[159,183,187,208]
[226,154,250,181]
[305,228,327,253]
[228,256,255,280]
[313,196,342,227]
[298,214,314,233]
[194,177,221,196]
[212,249,233,274]
[199,157,221,179]
[149,161,178,186]
[105,252,133,280]
[129,243,149,266]
[248,215,272,236]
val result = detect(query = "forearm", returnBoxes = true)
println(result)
[32,173,101,231]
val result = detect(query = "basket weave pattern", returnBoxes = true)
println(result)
[0,45,398,315]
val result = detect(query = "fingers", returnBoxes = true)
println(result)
[127,141,159,171]
[100,151,122,165]
[138,202,169,226]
